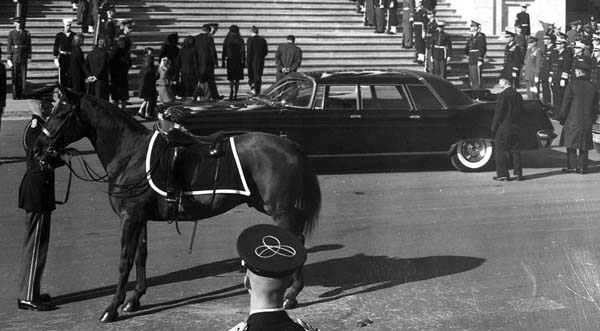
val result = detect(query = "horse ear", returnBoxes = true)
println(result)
[58,85,82,106]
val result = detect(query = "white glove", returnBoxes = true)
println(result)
[512,72,517,78]
[560,79,565,87]
[6,59,13,68]
[446,57,451,62]
[534,76,539,83]
[548,77,553,84]
[226,322,247,331]
[54,58,60,67]
[477,61,483,67]
[409,17,414,22]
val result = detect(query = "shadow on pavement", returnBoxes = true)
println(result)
[299,254,485,307]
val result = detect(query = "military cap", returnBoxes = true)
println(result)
[62,18,74,25]
[574,57,591,70]
[437,21,446,27]
[593,33,600,40]
[574,40,589,49]
[119,18,134,26]
[520,3,529,7]
[569,20,581,26]
[237,224,306,278]
[12,17,23,23]
[470,20,481,27]
[555,33,568,44]
[503,27,516,36]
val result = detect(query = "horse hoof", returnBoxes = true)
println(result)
[122,300,140,313]
[99,310,118,323]
[283,298,298,309]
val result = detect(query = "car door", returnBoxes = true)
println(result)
[358,84,416,154]
[405,83,457,153]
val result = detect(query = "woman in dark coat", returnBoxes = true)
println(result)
[222,25,245,100]
[557,60,600,173]
[69,33,89,93]
[176,35,198,100]
[159,33,180,63]
[110,36,131,110]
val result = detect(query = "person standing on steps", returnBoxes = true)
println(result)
[246,26,268,96]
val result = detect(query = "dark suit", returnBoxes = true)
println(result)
[491,86,523,177]
[274,42,302,81]
[550,47,573,108]
[557,76,599,171]
[0,63,6,112]
[7,29,31,98]
[246,311,304,331]
[503,41,522,88]
[465,32,486,88]
[18,117,57,302]
[247,34,268,94]
[194,32,218,100]
[430,29,452,78]
[53,31,75,86]
[85,46,110,100]
[515,11,531,35]
[69,46,89,93]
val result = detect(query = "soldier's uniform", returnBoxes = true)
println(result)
[17,89,63,312]
[465,20,486,89]
[566,20,581,46]
[549,35,573,108]
[228,224,310,331]
[538,35,555,105]
[423,13,437,72]
[53,19,75,86]
[401,0,414,48]
[515,4,530,36]
[430,22,452,78]
[503,29,523,88]
[413,5,428,63]
[7,17,31,99]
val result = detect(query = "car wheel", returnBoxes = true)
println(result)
[450,139,495,172]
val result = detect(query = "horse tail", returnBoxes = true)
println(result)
[298,158,321,237]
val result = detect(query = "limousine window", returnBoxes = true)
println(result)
[407,84,443,110]
[264,78,314,108]
[423,76,474,107]
[360,85,410,111]
[316,85,358,111]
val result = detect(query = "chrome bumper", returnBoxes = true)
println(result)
[536,130,557,149]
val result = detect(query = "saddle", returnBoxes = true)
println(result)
[165,127,225,157]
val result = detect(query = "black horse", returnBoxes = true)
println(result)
[33,87,321,323]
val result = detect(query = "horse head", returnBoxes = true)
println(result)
[33,85,87,166]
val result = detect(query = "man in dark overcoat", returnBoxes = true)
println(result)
[465,20,486,89]
[557,59,599,174]
[430,21,451,78]
[194,24,218,101]
[17,89,64,311]
[491,72,523,181]
[69,33,89,93]
[85,38,110,100]
[53,18,75,86]
[515,3,530,36]
[0,46,6,143]
[246,26,268,96]
[502,28,522,88]
[7,17,31,99]
[274,35,302,81]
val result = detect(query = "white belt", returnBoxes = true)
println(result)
[469,50,479,52]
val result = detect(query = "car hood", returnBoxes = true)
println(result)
[164,98,275,122]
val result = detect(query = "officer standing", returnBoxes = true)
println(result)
[502,28,523,88]
[0,46,6,147]
[227,224,318,331]
[491,71,523,181]
[430,21,451,78]
[522,36,539,100]
[17,88,64,311]
[246,26,268,96]
[557,59,599,174]
[537,34,554,105]
[85,38,111,100]
[465,20,486,89]
[413,1,428,63]
[401,0,415,49]
[53,18,75,86]
[7,17,31,99]
[549,34,573,108]
[515,3,530,36]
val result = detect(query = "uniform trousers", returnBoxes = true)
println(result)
[468,63,481,89]
[432,59,447,78]
[12,62,28,98]
[566,148,589,171]
[18,211,51,301]
[540,80,551,104]
[374,7,386,32]
[526,80,539,100]
[551,83,565,108]
[495,132,522,177]
[402,16,413,48]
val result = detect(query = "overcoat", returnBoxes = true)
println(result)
[222,34,245,81]
[522,45,539,82]
[176,46,199,98]
[109,46,131,101]
[194,32,218,83]
[274,42,302,80]
[246,34,268,83]
[138,58,157,100]
[503,41,522,78]
[558,76,599,150]
[491,86,522,137]
[246,311,304,331]
[69,45,89,93]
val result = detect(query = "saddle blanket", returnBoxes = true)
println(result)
[145,131,250,197]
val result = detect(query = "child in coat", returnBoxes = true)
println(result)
[157,57,177,104]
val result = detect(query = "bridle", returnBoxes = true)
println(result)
[37,97,82,167]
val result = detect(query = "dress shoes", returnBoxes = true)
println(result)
[17,299,56,311]
[516,175,524,181]
[561,168,576,173]
[493,176,510,181]
[577,168,588,175]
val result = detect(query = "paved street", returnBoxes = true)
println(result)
[2,118,600,330]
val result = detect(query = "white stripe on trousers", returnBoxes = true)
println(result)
[27,214,42,301]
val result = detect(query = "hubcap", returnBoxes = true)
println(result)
[460,140,486,163]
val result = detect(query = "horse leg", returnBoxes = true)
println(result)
[122,223,148,313]
[99,217,143,323]
[273,208,307,309]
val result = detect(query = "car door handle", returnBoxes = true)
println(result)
[350,114,362,119]
[410,115,421,119]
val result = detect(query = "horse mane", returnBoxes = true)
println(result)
[79,93,149,134]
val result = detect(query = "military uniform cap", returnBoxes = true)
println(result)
[574,40,588,49]
[593,33,600,40]
[503,27,516,36]
[569,20,581,26]
[555,33,567,44]
[520,3,529,7]
[12,17,23,23]
[470,20,481,27]
[62,18,74,25]
[237,224,306,278]
[437,21,446,27]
